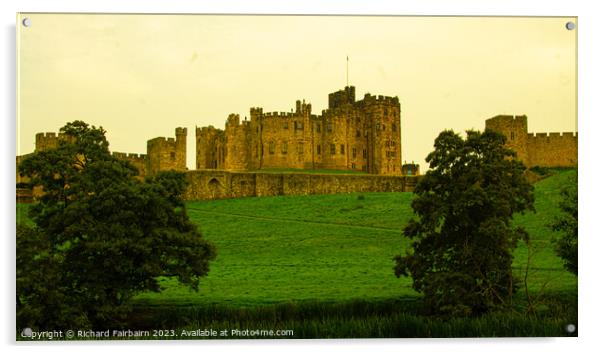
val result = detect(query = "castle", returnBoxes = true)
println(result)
[196,86,403,175]
[485,115,578,168]
[17,90,578,203]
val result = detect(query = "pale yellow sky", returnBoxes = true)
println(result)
[17,14,576,169]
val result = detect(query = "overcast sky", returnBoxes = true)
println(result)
[17,14,576,169]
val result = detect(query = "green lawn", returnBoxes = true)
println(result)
[130,169,577,308]
[16,169,578,337]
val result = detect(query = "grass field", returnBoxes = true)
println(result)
[130,169,577,308]
[16,169,578,337]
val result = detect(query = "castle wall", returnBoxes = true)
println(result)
[526,132,578,167]
[183,169,418,201]
[485,115,577,168]
[112,152,147,179]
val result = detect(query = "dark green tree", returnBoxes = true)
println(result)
[394,129,534,316]
[552,172,578,275]
[17,121,216,329]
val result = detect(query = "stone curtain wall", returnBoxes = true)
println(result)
[183,169,418,201]
[111,152,147,179]
[527,132,578,167]
[485,115,577,168]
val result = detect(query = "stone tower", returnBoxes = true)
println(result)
[196,126,225,169]
[224,114,252,171]
[35,132,60,151]
[485,115,529,163]
[146,127,187,176]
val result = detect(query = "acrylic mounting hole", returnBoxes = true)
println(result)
[565,21,575,30]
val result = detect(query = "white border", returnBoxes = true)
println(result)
[2,1,600,354]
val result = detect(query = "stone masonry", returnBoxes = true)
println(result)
[196,86,403,175]
[485,115,578,168]
[183,169,418,201]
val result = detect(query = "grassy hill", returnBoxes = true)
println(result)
[132,169,577,308]
[16,169,578,337]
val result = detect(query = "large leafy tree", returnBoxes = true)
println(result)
[552,172,578,275]
[394,129,534,316]
[17,121,216,329]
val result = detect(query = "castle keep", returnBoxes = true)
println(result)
[196,86,403,175]
[485,115,577,168]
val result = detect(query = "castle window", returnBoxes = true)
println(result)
[352,163,356,169]
[283,121,289,129]
[382,124,386,131]
[356,130,361,137]
[297,142,304,154]
[363,149,367,159]
[352,148,357,158]
[316,123,321,132]
[294,121,304,130]
[317,144,321,155]
[269,142,275,154]
[510,132,515,140]
[392,123,396,131]
[330,144,336,155]
[384,108,388,116]
[376,122,381,130]
[327,122,333,133]
[170,152,176,160]
[281,141,288,154]
[340,144,345,154]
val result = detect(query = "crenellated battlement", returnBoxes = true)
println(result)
[196,125,224,136]
[35,132,57,138]
[112,152,147,160]
[527,132,578,139]
[485,115,577,168]
[147,127,187,175]
[148,136,176,145]
[226,113,241,126]
[361,93,400,105]
[35,132,63,151]
[263,111,296,118]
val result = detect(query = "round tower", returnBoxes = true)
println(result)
[485,115,529,164]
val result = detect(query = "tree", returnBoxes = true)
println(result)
[394,129,534,316]
[552,172,578,275]
[17,121,216,329]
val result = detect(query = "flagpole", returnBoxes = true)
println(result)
[346,56,349,87]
